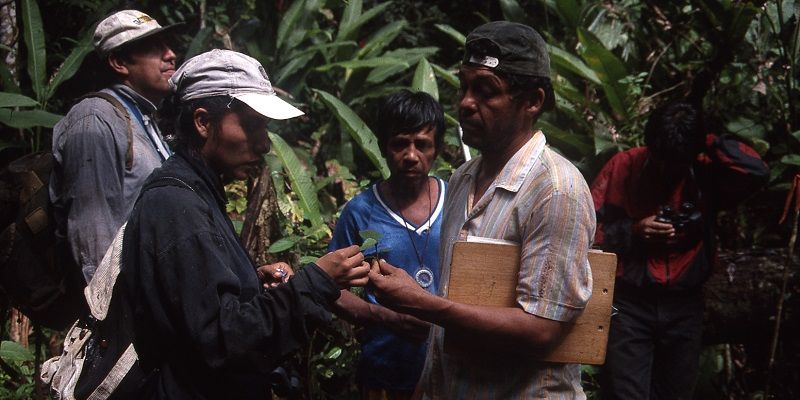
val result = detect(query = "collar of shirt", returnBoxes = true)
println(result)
[112,83,157,116]
[463,130,547,193]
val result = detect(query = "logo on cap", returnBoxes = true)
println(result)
[132,15,154,25]
[469,54,500,69]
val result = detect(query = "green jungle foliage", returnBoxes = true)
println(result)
[1,0,798,398]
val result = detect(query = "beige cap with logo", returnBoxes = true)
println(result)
[93,10,181,55]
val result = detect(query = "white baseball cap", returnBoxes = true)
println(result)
[94,10,181,54]
[169,49,304,120]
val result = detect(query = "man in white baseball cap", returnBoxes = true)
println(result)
[50,10,182,283]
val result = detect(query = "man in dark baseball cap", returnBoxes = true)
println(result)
[367,21,595,399]
[50,10,182,284]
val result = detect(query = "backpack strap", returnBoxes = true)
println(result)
[77,92,134,171]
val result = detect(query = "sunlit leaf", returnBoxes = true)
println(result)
[268,238,297,253]
[0,92,39,108]
[780,154,800,166]
[434,24,466,46]
[577,28,630,119]
[268,132,324,227]
[359,229,383,241]
[0,340,33,362]
[537,120,594,159]
[46,30,94,101]
[358,20,407,58]
[0,108,62,128]
[430,63,458,88]
[22,0,46,101]
[314,89,390,178]
[366,47,438,84]
[277,0,306,50]
[324,346,342,359]
[338,0,391,42]
[360,238,377,251]
[412,58,438,100]
[549,44,601,85]
[315,57,408,72]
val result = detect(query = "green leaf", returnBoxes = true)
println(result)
[21,0,46,102]
[277,0,306,50]
[268,132,324,227]
[411,58,438,100]
[337,0,363,41]
[0,92,39,108]
[780,154,800,166]
[268,238,297,253]
[431,63,459,88]
[726,117,766,140]
[360,238,377,251]
[577,28,630,119]
[0,340,34,362]
[186,27,213,59]
[499,0,528,24]
[434,24,466,46]
[548,44,601,85]
[324,346,342,360]
[366,47,438,84]
[337,1,391,42]
[315,57,408,72]
[537,120,594,158]
[0,108,62,128]
[231,220,243,235]
[359,229,383,241]
[314,89,390,178]
[46,30,94,101]
[299,255,319,264]
[358,20,407,58]
[555,0,581,29]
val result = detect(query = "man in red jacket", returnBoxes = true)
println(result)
[591,102,769,400]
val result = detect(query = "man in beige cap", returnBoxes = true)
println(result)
[49,10,181,283]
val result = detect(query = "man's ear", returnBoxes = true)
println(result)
[524,87,546,116]
[193,108,212,140]
[107,53,129,77]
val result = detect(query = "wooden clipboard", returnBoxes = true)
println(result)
[446,240,617,365]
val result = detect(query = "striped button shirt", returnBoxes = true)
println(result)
[418,132,596,399]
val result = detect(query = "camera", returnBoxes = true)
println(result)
[655,203,703,244]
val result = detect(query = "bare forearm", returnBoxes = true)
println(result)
[399,291,563,352]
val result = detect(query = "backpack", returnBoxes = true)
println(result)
[0,91,134,330]
[41,178,194,400]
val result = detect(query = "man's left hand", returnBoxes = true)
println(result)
[257,262,294,288]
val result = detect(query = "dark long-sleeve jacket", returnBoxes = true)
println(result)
[591,134,768,291]
[120,150,340,399]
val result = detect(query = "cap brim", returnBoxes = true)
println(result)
[234,93,304,120]
[109,22,185,53]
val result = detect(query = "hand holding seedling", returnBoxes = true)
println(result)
[317,245,370,288]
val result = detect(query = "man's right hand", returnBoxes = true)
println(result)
[633,215,676,243]
[316,245,370,288]
[367,259,434,315]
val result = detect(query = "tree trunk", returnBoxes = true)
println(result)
[241,165,283,266]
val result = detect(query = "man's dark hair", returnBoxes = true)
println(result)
[159,94,236,151]
[495,71,556,114]
[374,90,445,155]
[644,102,705,163]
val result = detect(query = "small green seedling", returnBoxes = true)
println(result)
[359,229,383,262]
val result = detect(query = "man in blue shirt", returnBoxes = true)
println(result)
[329,90,446,398]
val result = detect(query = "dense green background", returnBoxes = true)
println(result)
[1,0,798,398]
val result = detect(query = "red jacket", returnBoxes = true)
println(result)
[591,134,768,290]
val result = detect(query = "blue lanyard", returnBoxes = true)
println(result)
[112,89,172,160]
